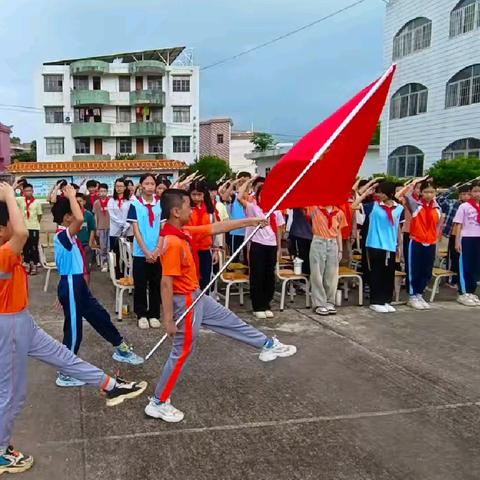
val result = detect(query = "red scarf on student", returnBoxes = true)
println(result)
[421,199,437,231]
[377,201,396,225]
[468,199,480,224]
[160,222,200,276]
[89,193,98,207]
[56,226,87,274]
[117,195,124,210]
[24,196,35,219]
[99,197,109,214]
[318,207,338,229]
[138,196,155,227]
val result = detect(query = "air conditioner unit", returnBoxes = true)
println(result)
[64,116,71,123]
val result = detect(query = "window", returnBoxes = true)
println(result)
[450,0,480,38]
[392,17,432,60]
[43,74,63,92]
[150,107,163,121]
[73,76,89,90]
[388,146,424,177]
[117,106,131,123]
[442,138,480,159]
[173,136,191,153]
[92,76,101,90]
[117,138,132,154]
[46,137,64,155]
[149,137,163,153]
[45,107,64,124]
[445,64,480,108]
[119,76,131,92]
[172,76,190,92]
[172,106,191,123]
[217,133,224,144]
[147,76,162,91]
[74,107,102,123]
[390,83,428,119]
[75,138,90,154]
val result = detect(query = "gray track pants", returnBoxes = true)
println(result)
[154,291,268,402]
[310,236,339,308]
[0,310,109,450]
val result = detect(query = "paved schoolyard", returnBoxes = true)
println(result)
[15,271,480,480]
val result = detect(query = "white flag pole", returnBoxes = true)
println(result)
[145,65,395,361]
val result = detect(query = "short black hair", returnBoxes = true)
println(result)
[71,183,80,190]
[358,179,369,189]
[459,185,471,193]
[86,180,98,188]
[207,182,218,191]
[139,173,156,184]
[0,202,9,226]
[471,180,480,189]
[420,180,435,192]
[156,176,171,187]
[98,183,108,190]
[377,181,396,199]
[237,171,252,179]
[52,197,71,224]
[23,183,33,190]
[161,189,189,219]
[76,192,85,200]
[252,176,265,189]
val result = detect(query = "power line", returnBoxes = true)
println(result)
[201,0,368,71]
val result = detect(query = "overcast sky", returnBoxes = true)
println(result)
[0,0,385,143]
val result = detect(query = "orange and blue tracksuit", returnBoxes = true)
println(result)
[406,194,442,296]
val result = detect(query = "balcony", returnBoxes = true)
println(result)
[129,60,166,75]
[129,90,165,106]
[71,122,111,137]
[70,60,109,75]
[72,154,112,161]
[136,153,166,160]
[71,90,110,106]
[130,121,166,137]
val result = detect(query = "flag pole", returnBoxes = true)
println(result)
[145,65,395,361]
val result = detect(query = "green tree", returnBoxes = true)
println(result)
[427,156,480,187]
[10,136,20,145]
[252,132,275,152]
[370,122,380,145]
[185,155,233,184]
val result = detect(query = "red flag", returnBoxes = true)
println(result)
[260,65,396,212]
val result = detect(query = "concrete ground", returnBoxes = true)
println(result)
[14,270,480,480]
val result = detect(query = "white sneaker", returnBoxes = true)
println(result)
[101,265,108,273]
[384,304,396,313]
[369,304,389,313]
[149,318,161,328]
[326,303,337,315]
[314,306,329,316]
[467,294,480,306]
[407,296,425,310]
[259,337,297,362]
[253,311,267,319]
[138,317,150,329]
[417,295,430,309]
[457,294,477,307]
[145,398,184,422]
[265,310,274,318]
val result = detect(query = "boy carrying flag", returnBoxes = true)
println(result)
[0,182,146,475]
[145,189,297,423]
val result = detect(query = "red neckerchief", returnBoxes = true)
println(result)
[138,196,156,227]
[117,195,124,210]
[318,207,338,229]
[24,196,35,219]
[468,199,480,224]
[56,226,87,274]
[160,222,200,276]
[377,201,396,225]
[99,197,109,214]
[421,199,436,232]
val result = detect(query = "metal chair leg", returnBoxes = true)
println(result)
[118,288,124,321]
[358,276,364,306]
[239,284,244,305]
[280,280,287,311]
[44,269,51,293]
[225,284,231,309]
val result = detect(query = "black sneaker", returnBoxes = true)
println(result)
[0,446,34,474]
[105,377,148,407]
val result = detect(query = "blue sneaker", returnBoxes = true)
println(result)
[112,342,144,365]
[0,446,34,474]
[56,373,86,387]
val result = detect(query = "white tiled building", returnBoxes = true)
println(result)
[36,47,199,164]
[380,0,480,176]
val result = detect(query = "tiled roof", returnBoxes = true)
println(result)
[9,159,187,174]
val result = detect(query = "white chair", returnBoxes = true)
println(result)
[108,252,134,321]
[338,267,363,306]
[118,238,133,278]
[215,250,249,309]
[39,244,57,293]
[276,263,311,311]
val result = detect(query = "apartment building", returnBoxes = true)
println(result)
[380,0,480,175]
[36,47,199,164]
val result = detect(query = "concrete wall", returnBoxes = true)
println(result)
[229,136,255,173]
[380,0,480,171]
[199,120,231,161]
[0,123,11,169]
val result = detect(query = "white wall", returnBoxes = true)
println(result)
[380,0,480,171]
[358,146,382,177]
[230,137,255,173]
